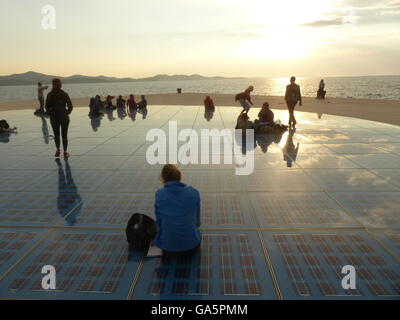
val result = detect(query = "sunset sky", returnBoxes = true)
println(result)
[0,0,399,78]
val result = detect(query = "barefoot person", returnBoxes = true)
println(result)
[235,86,254,111]
[285,77,302,128]
[45,78,73,158]
[154,164,201,257]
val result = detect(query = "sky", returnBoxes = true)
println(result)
[0,0,399,78]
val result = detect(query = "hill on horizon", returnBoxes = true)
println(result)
[0,71,244,86]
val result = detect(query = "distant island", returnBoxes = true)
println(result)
[0,71,245,86]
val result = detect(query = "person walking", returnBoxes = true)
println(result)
[285,77,302,128]
[45,78,73,158]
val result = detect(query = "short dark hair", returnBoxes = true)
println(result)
[290,76,296,82]
[161,164,181,182]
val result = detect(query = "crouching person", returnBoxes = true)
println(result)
[155,164,201,257]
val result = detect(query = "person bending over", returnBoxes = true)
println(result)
[154,164,201,257]
[45,78,73,158]
[235,86,254,111]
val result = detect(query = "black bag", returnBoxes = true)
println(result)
[235,93,242,101]
[0,120,9,129]
[126,213,157,251]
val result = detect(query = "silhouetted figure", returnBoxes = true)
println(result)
[203,96,215,121]
[285,77,302,128]
[37,82,49,113]
[138,95,147,109]
[317,79,326,99]
[154,165,201,258]
[258,102,274,124]
[89,95,103,116]
[235,86,254,111]
[282,127,299,167]
[127,94,137,115]
[45,78,73,158]
[56,158,82,225]
[117,95,126,109]
[105,95,115,109]
[0,120,17,143]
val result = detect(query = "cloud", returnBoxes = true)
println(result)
[301,18,344,28]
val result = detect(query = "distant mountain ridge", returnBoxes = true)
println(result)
[0,71,244,86]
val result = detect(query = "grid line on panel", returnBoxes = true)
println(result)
[246,189,283,300]
[365,230,400,265]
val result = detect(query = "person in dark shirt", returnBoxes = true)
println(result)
[117,95,126,108]
[138,95,147,109]
[285,77,302,128]
[45,78,73,158]
[258,102,274,123]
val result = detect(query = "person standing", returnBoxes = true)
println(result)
[285,77,302,128]
[37,82,49,113]
[45,78,73,158]
[126,94,137,114]
[317,79,326,99]
[235,86,254,111]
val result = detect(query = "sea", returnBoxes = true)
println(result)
[0,75,399,102]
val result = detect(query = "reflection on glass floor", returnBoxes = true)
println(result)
[0,106,399,300]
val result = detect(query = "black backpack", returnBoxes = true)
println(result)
[126,213,157,251]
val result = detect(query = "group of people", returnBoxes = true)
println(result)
[235,77,303,129]
[89,94,148,116]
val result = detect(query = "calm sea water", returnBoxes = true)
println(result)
[0,75,399,102]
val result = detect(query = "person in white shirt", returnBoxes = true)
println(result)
[37,82,49,112]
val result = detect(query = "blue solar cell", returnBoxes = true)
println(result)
[263,230,400,299]
[132,231,277,300]
[0,229,143,300]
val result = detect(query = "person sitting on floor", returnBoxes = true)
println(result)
[257,102,274,124]
[138,95,147,109]
[204,95,215,111]
[116,95,126,108]
[154,164,201,257]
[0,120,17,133]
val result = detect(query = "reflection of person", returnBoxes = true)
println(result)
[90,115,102,131]
[204,110,214,121]
[37,82,49,113]
[282,127,300,167]
[56,159,82,226]
[285,77,302,128]
[41,116,50,144]
[235,86,254,112]
[154,165,201,258]
[45,78,73,158]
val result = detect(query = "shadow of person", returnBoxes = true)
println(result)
[282,127,300,168]
[56,158,82,226]
[129,109,137,122]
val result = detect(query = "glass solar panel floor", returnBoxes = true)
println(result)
[0,105,399,300]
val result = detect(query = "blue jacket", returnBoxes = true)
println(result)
[154,181,201,252]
